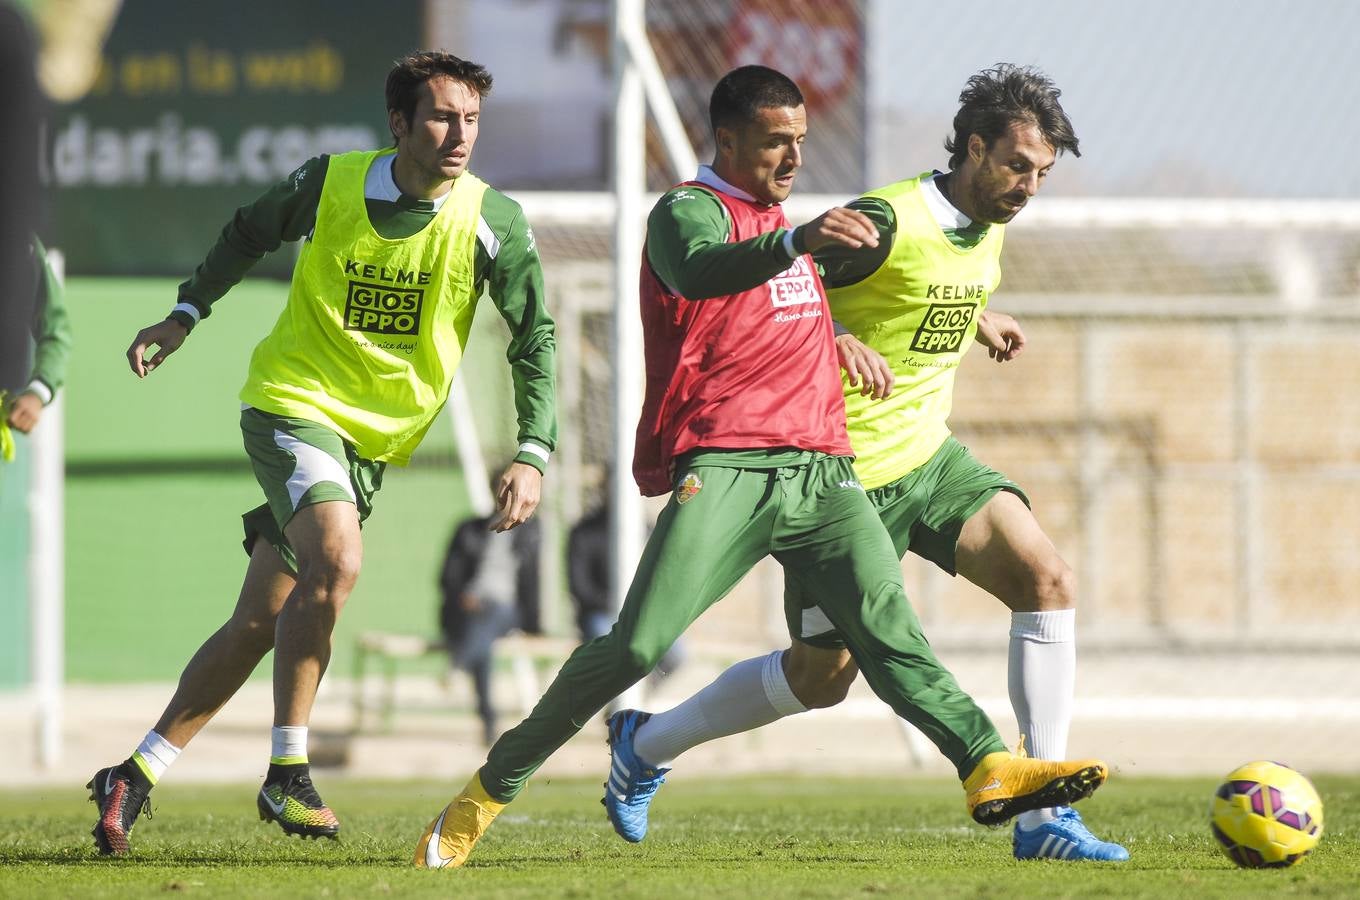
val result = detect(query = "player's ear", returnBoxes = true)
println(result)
[389,108,408,143]
[968,133,987,165]
[714,124,736,158]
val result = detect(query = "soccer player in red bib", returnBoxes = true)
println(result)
[414,65,1108,869]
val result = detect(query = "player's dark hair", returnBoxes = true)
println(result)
[709,65,804,134]
[944,63,1080,170]
[386,50,493,143]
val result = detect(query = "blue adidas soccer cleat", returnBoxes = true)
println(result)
[602,709,671,843]
[1013,807,1130,861]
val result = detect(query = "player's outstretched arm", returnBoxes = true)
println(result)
[835,331,894,399]
[489,461,542,533]
[974,309,1026,362]
[796,207,879,253]
[126,318,188,378]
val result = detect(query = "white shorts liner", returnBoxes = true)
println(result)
[800,605,835,639]
[274,428,356,510]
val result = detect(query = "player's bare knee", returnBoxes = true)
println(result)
[786,649,857,709]
[796,670,856,709]
[293,548,362,610]
[1030,558,1076,611]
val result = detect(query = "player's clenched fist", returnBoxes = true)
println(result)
[5,392,43,433]
[796,206,880,253]
[126,318,189,378]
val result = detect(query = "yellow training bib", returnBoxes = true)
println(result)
[829,174,1004,489]
[241,149,487,465]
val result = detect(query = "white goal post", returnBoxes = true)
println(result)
[28,249,65,770]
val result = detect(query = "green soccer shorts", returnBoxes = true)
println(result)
[480,450,1005,801]
[239,407,385,572]
[788,436,1029,649]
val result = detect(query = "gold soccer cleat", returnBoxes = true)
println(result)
[413,773,507,869]
[964,744,1107,827]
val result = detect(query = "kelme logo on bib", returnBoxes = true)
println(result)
[909,302,975,354]
[675,472,703,505]
[344,280,425,336]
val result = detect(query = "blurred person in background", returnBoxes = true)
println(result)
[439,479,543,747]
[563,500,611,640]
[610,63,1127,863]
[566,481,682,682]
[88,50,556,856]
[0,3,42,395]
[1,237,70,463]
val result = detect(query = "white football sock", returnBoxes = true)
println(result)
[270,725,309,764]
[633,650,807,768]
[131,730,182,784]
[1009,608,1076,830]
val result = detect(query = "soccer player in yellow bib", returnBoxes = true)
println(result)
[605,64,1129,862]
[87,52,556,855]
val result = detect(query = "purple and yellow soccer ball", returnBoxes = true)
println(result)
[1210,761,1324,868]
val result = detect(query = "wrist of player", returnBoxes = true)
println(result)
[22,379,53,406]
[168,303,200,334]
[512,442,550,475]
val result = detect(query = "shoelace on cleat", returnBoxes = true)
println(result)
[272,773,326,809]
[110,776,154,822]
[1053,810,1099,842]
[625,771,665,801]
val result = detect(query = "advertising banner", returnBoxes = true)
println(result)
[44,1,421,276]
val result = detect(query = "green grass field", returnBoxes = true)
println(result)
[2,775,1356,898]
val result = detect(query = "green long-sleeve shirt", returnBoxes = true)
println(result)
[815,183,992,291]
[644,169,804,300]
[27,236,70,403]
[643,172,991,303]
[168,155,556,470]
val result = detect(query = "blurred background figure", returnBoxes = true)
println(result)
[0,2,42,394]
[439,494,543,746]
[2,237,69,459]
[566,481,683,685]
[564,500,611,644]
